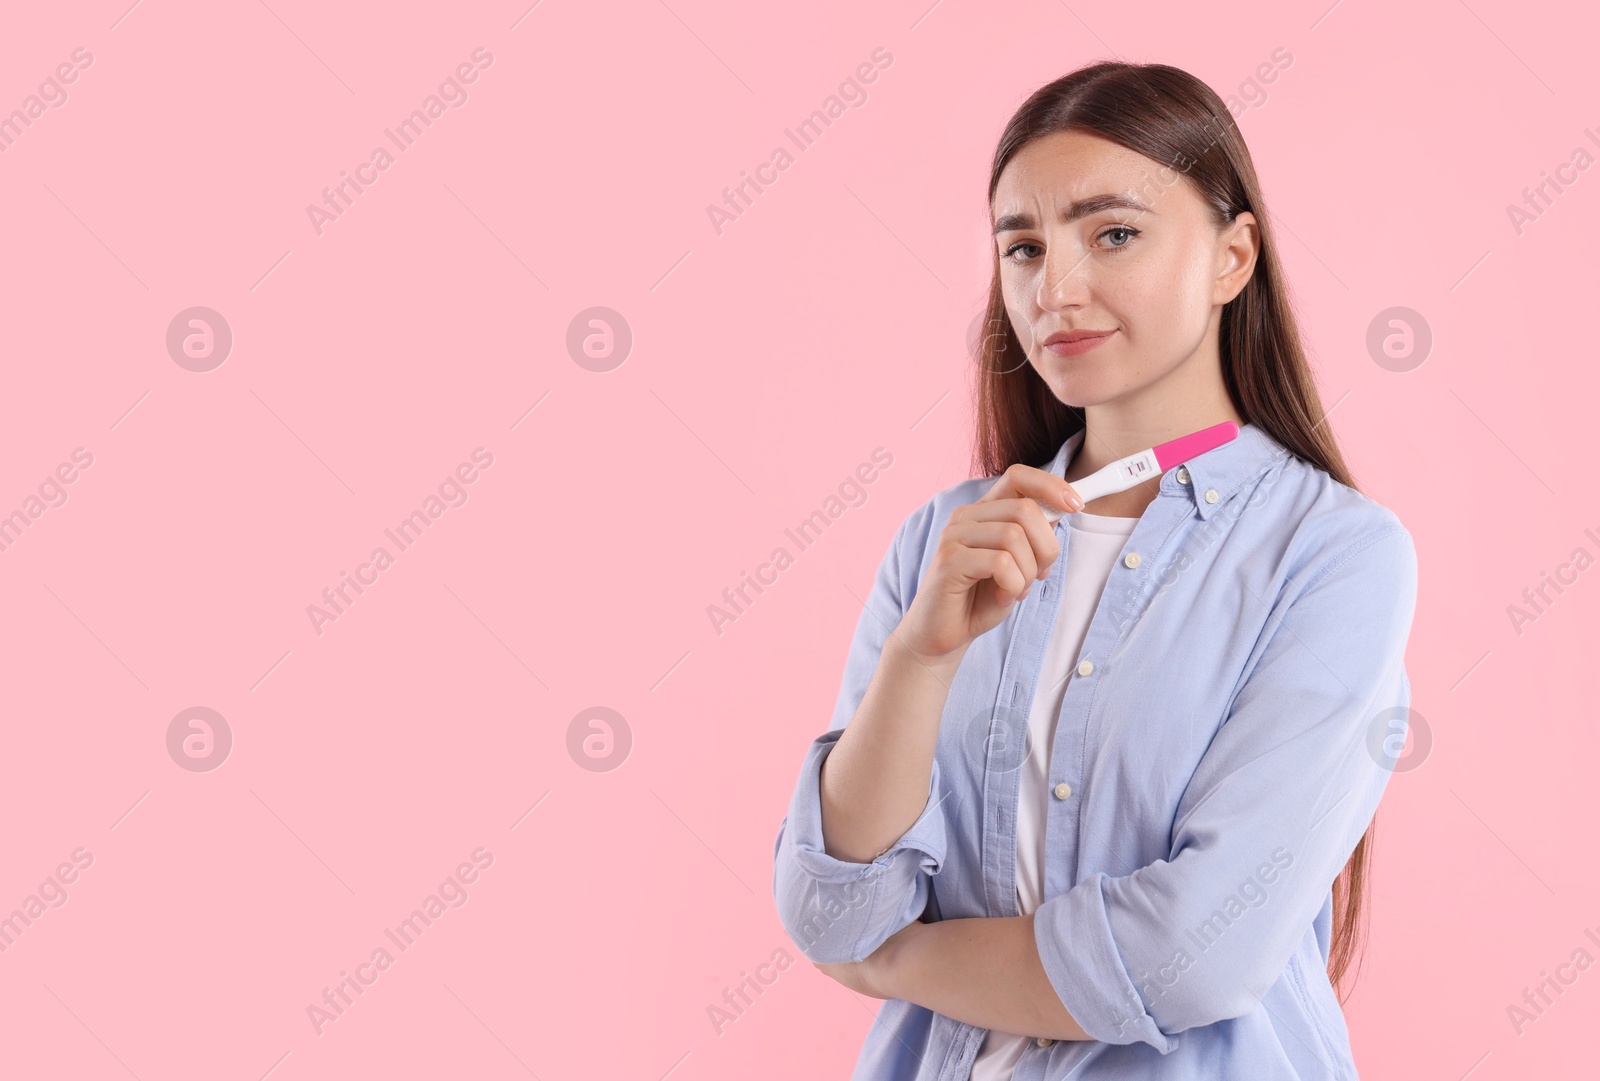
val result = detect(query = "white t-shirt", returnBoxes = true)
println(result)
[969,510,1140,1080]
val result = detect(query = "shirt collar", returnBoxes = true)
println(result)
[1046,421,1289,521]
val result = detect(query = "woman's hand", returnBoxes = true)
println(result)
[812,920,925,1000]
[895,463,1082,662]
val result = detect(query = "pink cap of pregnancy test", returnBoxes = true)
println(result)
[1152,421,1239,471]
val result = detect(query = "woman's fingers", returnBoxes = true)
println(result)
[894,461,1085,660]
[977,462,1083,515]
[938,531,1033,600]
[942,517,1046,587]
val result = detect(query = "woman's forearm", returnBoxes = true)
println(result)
[883,916,1093,1041]
[818,622,967,864]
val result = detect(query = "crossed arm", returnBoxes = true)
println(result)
[816,915,1093,1042]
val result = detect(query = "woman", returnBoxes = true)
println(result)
[771,61,1418,1079]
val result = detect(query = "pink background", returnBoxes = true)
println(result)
[1,1,1595,1077]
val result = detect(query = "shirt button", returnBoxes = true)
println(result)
[1053,782,1072,800]
[1076,659,1094,677]
[1204,488,1219,503]
[1175,466,1190,484]
[1036,1037,1054,1048]
[1123,552,1141,569]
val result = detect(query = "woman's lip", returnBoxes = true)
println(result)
[1044,330,1115,357]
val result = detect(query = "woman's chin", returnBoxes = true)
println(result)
[1046,379,1120,410]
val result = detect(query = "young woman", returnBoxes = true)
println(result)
[772,62,1418,1079]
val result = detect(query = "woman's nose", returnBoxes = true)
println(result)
[1037,247,1093,309]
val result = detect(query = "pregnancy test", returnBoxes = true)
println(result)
[1037,421,1240,523]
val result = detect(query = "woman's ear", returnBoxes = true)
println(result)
[1215,212,1260,305]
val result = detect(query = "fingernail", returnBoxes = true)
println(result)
[1064,488,1083,511]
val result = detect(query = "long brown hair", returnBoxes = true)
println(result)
[973,62,1374,1001]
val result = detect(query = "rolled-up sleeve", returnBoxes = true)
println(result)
[1033,526,1419,1051]
[773,500,948,964]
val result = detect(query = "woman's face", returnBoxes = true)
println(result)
[990,129,1256,409]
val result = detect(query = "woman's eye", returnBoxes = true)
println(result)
[1002,241,1040,262]
[1100,225,1140,249]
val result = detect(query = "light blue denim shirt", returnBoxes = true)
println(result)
[772,421,1418,1079]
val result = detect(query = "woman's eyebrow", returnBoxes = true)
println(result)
[992,193,1153,234]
